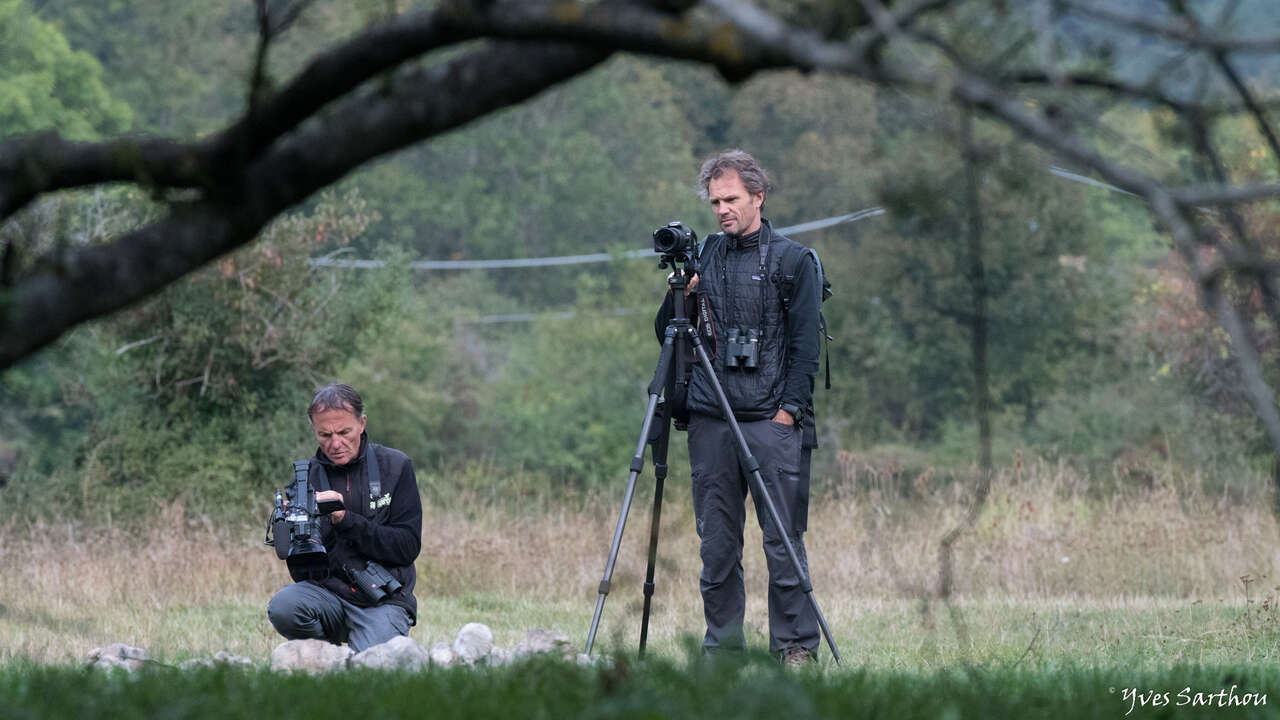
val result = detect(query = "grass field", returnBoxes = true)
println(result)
[2,658,1278,719]
[3,457,1280,716]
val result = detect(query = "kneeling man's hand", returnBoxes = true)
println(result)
[316,490,346,524]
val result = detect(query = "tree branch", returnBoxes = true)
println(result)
[0,0,723,223]
[1212,52,1280,175]
[0,39,612,367]
[1058,0,1280,54]
[7,0,1280,382]
[1171,182,1280,206]
[0,6,465,219]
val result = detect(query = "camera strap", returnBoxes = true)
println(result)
[366,444,382,500]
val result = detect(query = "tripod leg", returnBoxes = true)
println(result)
[638,393,674,656]
[584,393,661,657]
[688,335,843,665]
[585,332,679,657]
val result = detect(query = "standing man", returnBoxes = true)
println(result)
[267,383,422,652]
[655,149,822,665]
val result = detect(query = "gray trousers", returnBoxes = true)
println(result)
[267,581,411,653]
[687,412,819,655]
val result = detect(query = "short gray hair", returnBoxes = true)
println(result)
[308,383,364,421]
[696,149,772,201]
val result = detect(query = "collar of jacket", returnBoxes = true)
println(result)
[313,431,370,470]
[726,229,760,251]
[725,217,773,268]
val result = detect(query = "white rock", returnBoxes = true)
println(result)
[270,639,352,673]
[486,646,513,667]
[452,622,493,665]
[350,636,429,671]
[87,643,148,671]
[429,641,456,668]
[179,651,253,671]
[578,652,605,665]
[513,629,574,660]
[212,650,254,667]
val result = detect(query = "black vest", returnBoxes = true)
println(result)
[688,219,801,420]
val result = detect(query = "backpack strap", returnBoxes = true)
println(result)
[776,244,833,390]
[366,443,382,500]
[805,247,834,390]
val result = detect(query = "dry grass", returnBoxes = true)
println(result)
[4,454,1280,667]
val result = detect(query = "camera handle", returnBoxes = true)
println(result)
[584,267,841,665]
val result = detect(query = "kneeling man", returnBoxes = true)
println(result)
[268,383,422,652]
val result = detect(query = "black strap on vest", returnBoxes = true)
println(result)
[366,443,382,499]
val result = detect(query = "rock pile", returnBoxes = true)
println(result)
[86,643,149,671]
[88,625,583,673]
[178,650,254,670]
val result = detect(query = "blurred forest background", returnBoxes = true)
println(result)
[3,0,1279,523]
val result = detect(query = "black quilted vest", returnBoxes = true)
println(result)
[688,219,800,420]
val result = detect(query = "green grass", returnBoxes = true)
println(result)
[2,655,1279,719]
[7,462,1280,716]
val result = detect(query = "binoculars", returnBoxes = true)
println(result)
[725,327,760,370]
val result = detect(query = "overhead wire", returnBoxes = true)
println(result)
[307,166,1141,324]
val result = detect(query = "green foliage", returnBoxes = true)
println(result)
[4,658,1280,719]
[8,1,1279,512]
[0,191,410,519]
[348,58,706,273]
[826,112,1112,444]
[477,268,657,488]
[118,189,389,406]
[0,0,130,139]
[36,0,380,137]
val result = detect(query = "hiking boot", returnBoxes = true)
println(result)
[781,646,817,668]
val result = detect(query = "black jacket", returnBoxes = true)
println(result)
[655,219,820,434]
[308,434,422,621]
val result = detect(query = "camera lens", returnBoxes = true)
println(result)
[653,227,678,253]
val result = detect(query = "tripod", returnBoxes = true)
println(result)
[583,256,841,664]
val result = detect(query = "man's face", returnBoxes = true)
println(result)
[311,406,367,465]
[707,170,764,237]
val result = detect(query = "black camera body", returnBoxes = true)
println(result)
[266,460,332,582]
[653,221,699,265]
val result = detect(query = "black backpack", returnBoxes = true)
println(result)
[776,245,834,390]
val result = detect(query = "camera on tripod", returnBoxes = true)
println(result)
[265,460,342,581]
[653,221,699,265]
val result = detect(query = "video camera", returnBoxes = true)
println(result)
[263,461,403,602]
[264,460,339,582]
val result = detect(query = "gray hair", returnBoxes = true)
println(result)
[308,383,364,421]
[696,149,772,201]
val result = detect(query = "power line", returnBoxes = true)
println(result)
[1048,165,1137,197]
[306,209,886,271]
[312,165,1145,324]
[307,161,1148,274]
